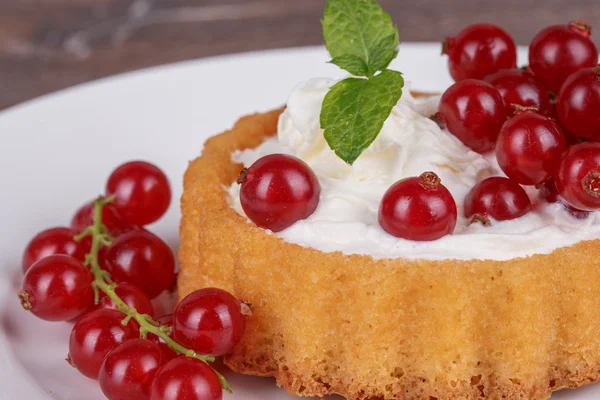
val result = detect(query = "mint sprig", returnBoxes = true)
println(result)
[321,70,404,164]
[321,0,404,165]
[329,54,369,77]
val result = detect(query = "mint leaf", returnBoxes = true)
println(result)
[320,70,404,164]
[369,33,399,72]
[329,55,369,76]
[323,0,398,76]
[320,0,404,164]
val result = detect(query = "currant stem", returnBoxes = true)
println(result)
[18,291,32,310]
[79,196,231,393]
[418,171,441,189]
[237,168,249,184]
[569,20,592,37]
[511,104,539,114]
[470,214,492,226]
[441,37,454,55]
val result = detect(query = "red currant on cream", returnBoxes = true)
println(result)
[464,177,531,223]
[104,230,176,299]
[19,255,94,321]
[105,161,171,226]
[557,66,600,140]
[150,357,222,400]
[22,227,88,273]
[484,69,553,116]
[529,21,598,93]
[69,309,139,379]
[443,23,517,81]
[238,154,321,232]
[555,142,600,211]
[439,79,507,153]
[378,172,457,241]
[99,339,165,400]
[540,180,589,219]
[495,109,567,185]
[173,288,249,357]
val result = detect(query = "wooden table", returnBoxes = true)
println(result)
[1,0,598,110]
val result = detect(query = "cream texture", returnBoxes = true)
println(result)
[227,78,600,261]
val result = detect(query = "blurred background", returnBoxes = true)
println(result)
[1,0,599,110]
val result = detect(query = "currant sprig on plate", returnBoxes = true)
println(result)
[77,196,228,387]
[19,161,250,400]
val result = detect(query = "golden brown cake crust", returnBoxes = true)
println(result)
[179,106,600,400]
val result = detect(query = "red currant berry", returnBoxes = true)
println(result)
[99,283,154,318]
[22,227,88,273]
[99,339,165,400]
[106,161,171,226]
[238,154,321,232]
[69,309,138,379]
[561,127,583,147]
[464,177,532,223]
[110,224,148,238]
[557,66,600,140]
[484,69,553,116]
[529,21,598,93]
[104,230,176,299]
[71,201,125,234]
[378,172,457,241]
[147,315,178,361]
[495,109,567,185]
[539,180,561,203]
[173,288,249,357]
[555,142,600,211]
[19,255,94,321]
[443,23,517,81]
[150,357,222,400]
[439,79,507,153]
[539,180,589,219]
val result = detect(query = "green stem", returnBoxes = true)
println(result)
[78,196,231,392]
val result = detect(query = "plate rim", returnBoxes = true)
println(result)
[0,43,448,117]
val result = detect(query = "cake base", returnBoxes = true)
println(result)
[179,108,600,400]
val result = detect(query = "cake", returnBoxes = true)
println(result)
[179,93,600,400]
[179,2,600,399]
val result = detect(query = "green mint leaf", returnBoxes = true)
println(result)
[320,70,404,164]
[369,33,399,72]
[329,55,369,76]
[323,0,398,76]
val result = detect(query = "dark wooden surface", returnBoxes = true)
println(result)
[1,0,599,110]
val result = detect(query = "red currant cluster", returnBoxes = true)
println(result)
[19,161,249,400]
[239,21,600,243]
[440,22,600,223]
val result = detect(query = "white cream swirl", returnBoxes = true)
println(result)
[227,78,600,261]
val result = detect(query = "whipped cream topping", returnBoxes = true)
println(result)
[227,78,600,261]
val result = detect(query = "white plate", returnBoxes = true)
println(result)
[0,44,596,399]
